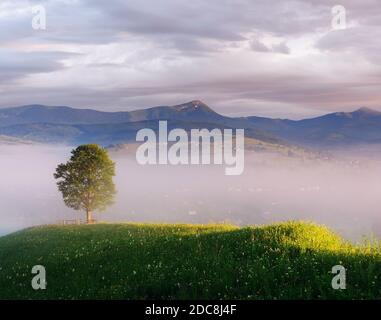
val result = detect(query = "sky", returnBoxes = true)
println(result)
[0,0,380,119]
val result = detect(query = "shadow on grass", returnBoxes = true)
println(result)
[0,222,380,299]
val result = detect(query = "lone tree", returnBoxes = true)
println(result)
[54,144,116,224]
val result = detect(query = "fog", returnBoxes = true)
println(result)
[1,144,381,241]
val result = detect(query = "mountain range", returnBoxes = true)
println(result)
[0,100,380,148]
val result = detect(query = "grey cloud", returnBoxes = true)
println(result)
[316,26,381,64]
[251,40,290,54]
[0,50,72,84]
[272,42,290,54]
[250,39,270,52]
[0,0,336,51]
[1,0,381,116]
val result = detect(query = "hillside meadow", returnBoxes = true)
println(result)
[0,221,380,300]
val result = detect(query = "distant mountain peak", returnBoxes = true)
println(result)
[172,100,215,113]
[330,107,381,119]
[190,100,207,107]
[354,107,380,115]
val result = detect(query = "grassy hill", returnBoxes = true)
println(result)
[0,221,380,300]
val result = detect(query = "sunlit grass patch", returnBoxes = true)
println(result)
[0,221,380,299]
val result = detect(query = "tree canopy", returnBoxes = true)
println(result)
[54,144,116,223]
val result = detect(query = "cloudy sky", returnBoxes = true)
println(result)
[0,0,380,118]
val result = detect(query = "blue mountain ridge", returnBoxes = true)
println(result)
[0,101,380,147]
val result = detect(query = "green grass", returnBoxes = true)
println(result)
[0,221,380,300]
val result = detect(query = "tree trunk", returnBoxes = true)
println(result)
[86,210,92,224]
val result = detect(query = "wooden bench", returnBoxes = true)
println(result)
[61,219,98,225]
[62,219,82,225]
